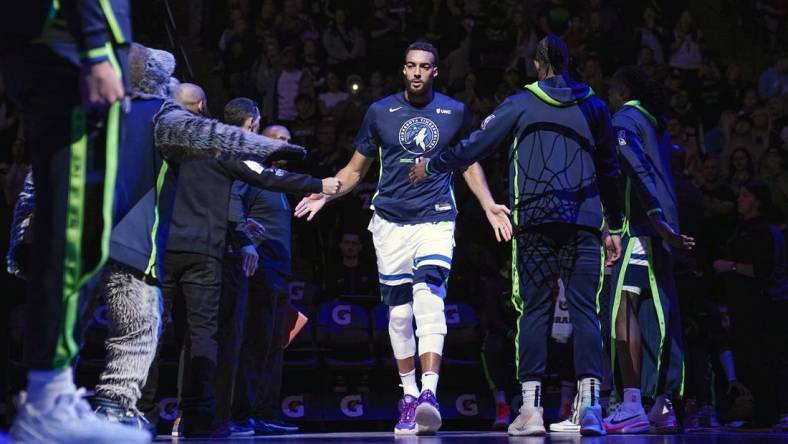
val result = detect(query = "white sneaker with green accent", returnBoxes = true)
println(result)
[550,392,580,433]
[10,389,151,444]
[507,406,545,436]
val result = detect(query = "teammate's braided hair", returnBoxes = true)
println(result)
[535,34,570,76]
[611,65,668,129]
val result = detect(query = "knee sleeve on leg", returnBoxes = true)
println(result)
[388,303,416,360]
[412,284,447,338]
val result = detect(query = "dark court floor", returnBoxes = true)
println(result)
[154,430,788,443]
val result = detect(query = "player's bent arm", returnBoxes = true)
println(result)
[325,151,375,202]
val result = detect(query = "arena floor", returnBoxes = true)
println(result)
[154,430,788,443]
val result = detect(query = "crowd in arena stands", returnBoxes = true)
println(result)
[2,0,788,433]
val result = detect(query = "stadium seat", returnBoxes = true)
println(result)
[443,302,481,365]
[316,301,375,367]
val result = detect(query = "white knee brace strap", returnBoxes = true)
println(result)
[412,284,446,355]
[388,303,416,359]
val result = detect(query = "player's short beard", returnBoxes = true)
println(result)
[406,78,431,97]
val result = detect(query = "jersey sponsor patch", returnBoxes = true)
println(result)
[481,113,495,130]
[435,202,453,212]
[399,117,440,155]
[243,160,264,174]
[617,129,628,146]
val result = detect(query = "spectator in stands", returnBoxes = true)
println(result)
[275,46,314,125]
[254,0,277,40]
[767,96,788,146]
[453,73,484,125]
[727,147,757,190]
[306,120,347,178]
[290,93,320,150]
[302,32,326,91]
[275,0,314,44]
[758,52,788,100]
[635,6,668,64]
[760,147,788,218]
[333,74,368,138]
[364,70,386,104]
[713,180,787,429]
[324,231,378,300]
[741,88,761,114]
[322,8,365,79]
[318,71,348,117]
[365,0,402,73]
[699,156,737,264]
[252,36,281,123]
[723,115,762,167]
[698,60,724,130]
[751,108,773,153]
[668,10,703,93]
[719,62,746,111]
[508,11,539,80]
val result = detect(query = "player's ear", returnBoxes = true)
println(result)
[402,65,407,77]
[432,66,438,79]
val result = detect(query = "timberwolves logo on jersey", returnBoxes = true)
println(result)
[399,117,439,155]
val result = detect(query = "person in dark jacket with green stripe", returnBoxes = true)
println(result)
[603,66,695,434]
[410,34,623,437]
[0,1,146,442]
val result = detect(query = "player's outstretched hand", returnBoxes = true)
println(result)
[484,204,513,242]
[294,193,327,221]
[409,158,429,183]
[650,213,695,250]
[322,177,342,195]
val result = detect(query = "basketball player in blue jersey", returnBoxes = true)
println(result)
[295,41,512,435]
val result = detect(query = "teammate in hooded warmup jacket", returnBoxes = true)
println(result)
[604,66,695,434]
[295,41,512,435]
[5,43,309,438]
[410,34,623,437]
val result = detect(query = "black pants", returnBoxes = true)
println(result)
[2,44,125,370]
[232,262,288,421]
[215,255,248,422]
[514,224,604,382]
[139,251,223,431]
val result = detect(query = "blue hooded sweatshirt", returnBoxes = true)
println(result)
[426,75,623,233]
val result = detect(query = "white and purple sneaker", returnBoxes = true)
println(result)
[394,395,418,435]
[414,390,442,434]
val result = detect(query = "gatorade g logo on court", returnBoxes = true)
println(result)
[282,395,305,418]
[332,304,352,325]
[288,281,305,302]
[399,117,439,155]
[340,394,364,417]
[159,397,179,421]
[456,394,479,416]
[445,304,460,325]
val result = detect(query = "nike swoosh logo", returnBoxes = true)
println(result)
[389,107,402,112]
[609,414,644,425]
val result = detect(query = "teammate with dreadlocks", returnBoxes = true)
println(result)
[410,34,623,436]
[603,65,695,434]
